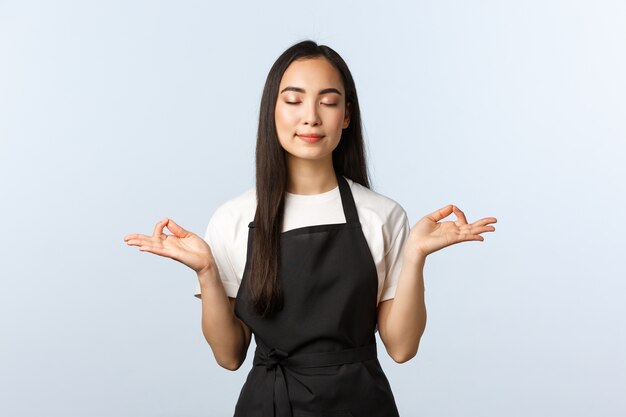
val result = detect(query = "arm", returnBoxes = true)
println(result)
[378,205,496,363]
[197,266,252,371]
[124,217,252,371]
[377,254,426,363]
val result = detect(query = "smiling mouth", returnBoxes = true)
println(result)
[296,133,324,143]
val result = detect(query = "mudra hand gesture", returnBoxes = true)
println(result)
[124,218,214,274]
[403,204,497,262]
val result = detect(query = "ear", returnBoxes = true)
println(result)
[343,102,351,129]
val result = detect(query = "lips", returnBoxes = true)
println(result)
[296,133,324,143]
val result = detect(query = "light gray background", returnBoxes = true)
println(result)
[1,0,624,416]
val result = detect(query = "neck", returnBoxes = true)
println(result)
[285,156,338,195]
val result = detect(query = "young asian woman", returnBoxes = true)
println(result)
[124,40,497,417]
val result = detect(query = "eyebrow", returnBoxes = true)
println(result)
[279,86,342,96]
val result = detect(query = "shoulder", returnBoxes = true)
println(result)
[207,187,256,238]
[345,177,408,227]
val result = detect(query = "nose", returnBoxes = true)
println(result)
[302,100,321,126]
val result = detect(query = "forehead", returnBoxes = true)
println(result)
[279,57,344,93]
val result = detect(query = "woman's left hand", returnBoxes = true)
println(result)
[403,204,497,263]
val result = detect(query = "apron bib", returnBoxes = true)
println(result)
[233,175,400,417]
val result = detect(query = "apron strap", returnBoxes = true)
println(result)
[336,174,359,224]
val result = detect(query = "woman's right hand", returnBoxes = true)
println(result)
[124,218,214,274]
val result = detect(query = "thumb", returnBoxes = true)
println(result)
[164,218,190,238]
[426,204,454,223]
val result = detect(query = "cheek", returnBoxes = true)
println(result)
[275,107,296,146]
[327,109,347,129]
[275,105,298,129]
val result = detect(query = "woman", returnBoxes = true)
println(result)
[124,40,496,417]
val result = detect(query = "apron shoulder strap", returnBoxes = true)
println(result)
[337,174,359,224]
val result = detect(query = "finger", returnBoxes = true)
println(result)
[164,218,189,238]
[461,234,485,242]
[452,205,467,224]
[153,218,169,238]
[124,234,151,244]
[471,229,494,241]
[472,225,496,234]
[124,233,153,241]
[459,223,495,237]
[124,234,138,242]
[426,204,454,222]
[138,243,171,257]
[125,238,139,246]
[471,217,498,227]
[125,236,156,247]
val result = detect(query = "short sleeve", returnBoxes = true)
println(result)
[378,209,410,302]
[194,209,240,299]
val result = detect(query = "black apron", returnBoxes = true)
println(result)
[233,174,400,417]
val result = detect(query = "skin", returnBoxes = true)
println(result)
[274,57,350,195]
[123,56,497,369]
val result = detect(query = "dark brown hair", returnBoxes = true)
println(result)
[248,40,370,317]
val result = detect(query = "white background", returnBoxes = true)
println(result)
[1,0,625,416]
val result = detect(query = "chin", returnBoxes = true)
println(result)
[286,151,334,163]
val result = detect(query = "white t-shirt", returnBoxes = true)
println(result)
[194,177,410,306]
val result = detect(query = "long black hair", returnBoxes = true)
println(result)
[248,40,370,317]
